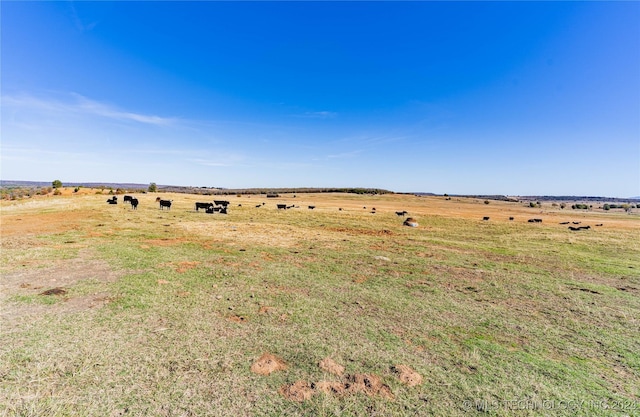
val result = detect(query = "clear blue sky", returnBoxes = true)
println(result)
[2,1,639,196]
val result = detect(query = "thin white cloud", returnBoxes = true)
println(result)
[2,93,177,126]
[297,111,338,119]
[68,1,98,33]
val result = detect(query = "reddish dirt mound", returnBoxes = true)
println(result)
[280,373,394,402]
[251,353,287,375]
[327,227,395,236]
[175,261,200,273]
[228,315,248,323]
[345,373,394,400]
[393,365,423,387]
[279,381,314,402]
[319,357,345,376]
[314,380,347,395]
[258,305,274,314]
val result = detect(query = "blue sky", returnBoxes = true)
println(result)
[2,1,639,196]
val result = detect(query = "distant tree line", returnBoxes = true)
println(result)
[158,186,393,196]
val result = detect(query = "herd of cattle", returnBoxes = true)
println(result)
[104,196,603,231]
[480,216,601,231]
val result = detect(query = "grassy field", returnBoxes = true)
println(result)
[1,191,639,416]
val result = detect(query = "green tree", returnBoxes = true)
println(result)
[52,179,62,189]
[148,182,158,193]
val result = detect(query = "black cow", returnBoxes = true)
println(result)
[214,200,229,207]
[396,211,408,216]
[277,204,287,210]
[195,202,213,212]
[157,199,172,210]
[569,225,590,231]
[130,198,139,210]
[308,205,315,209]
[559,222,570,225]
[509,217,514,221]
[123,195,133,204]
[528,218,542,223]
[107,196,117,204]
[483,217,490,221]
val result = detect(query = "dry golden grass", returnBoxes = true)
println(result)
[1,192,639,416]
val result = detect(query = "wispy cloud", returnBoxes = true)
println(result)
[188,158,234,167]
[297,111,338,119]
[3,92,177,126]
[68,1,98,33]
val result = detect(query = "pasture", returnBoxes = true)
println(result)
[1,192,639,416]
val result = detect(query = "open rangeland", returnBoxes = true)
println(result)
[1,191,639,416]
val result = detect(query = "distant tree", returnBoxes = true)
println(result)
[560,203,566,209]
[603,204,610,211]
[529,202,536,208]
[148,182,158,193]
[52,179,62,189]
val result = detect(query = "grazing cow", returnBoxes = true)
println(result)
[214,200,230,207]
[572,221,581,225]
[528,218,543,223]
[256,204,262,208]
[308,205,315,209]
[396,211,408,216]
[569,225,591,231]
[509,217,514,221]
[123,195,133,204]
[157,199,172,210]
[130,198,139,210]
[106,196,117,204]
[277,204,287,210]
[286,205,295,209]
[482,217,490,221]
[195,202,213,212]
[595,223,603,227]
[559,221,570,225]
[339,208,343,211]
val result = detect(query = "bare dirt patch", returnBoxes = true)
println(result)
[393,364,423,387]
[250,353,287,375]
[280,373,394,402]
[319,357,345,376]
[314,380,347,396]
[345,373,394,400]
[227,314,248,323]
[279,381,315,402]
[1,250,122,299]
[143,238,189,247]
[1,250,127,328]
